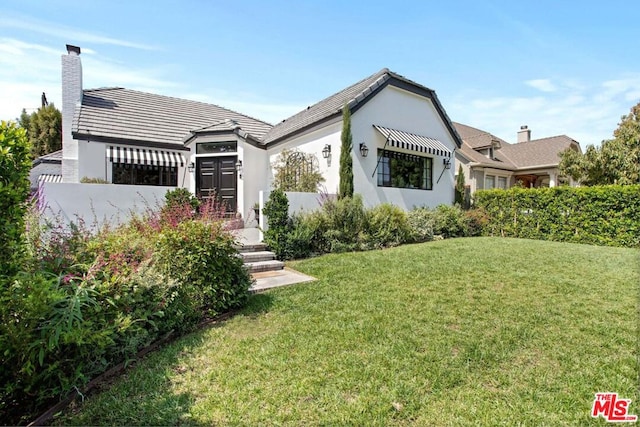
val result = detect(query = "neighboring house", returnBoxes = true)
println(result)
[454,122,581,193]
[30,149,62,191]
[58,44,461,219]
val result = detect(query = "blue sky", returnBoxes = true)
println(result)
[1,0,638,147]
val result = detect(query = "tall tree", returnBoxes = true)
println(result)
[455,164,465,206]
[338,104,354,199]
[560,101,640,185]
[16,100,62,158]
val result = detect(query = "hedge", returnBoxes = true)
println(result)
[474,185,640,248]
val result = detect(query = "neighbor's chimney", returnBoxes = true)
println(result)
[517,125,531,143]
[61,44,83,182]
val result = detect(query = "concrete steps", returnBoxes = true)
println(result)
[235,243,284,273]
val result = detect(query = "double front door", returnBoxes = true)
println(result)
[196,156,237,214]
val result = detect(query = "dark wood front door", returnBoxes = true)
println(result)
[196,156,237,214]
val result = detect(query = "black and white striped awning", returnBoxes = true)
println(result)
[373,125,452,158]
[37,174,62,183]
[107,146,186,167]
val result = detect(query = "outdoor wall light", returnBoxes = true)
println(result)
[235,159,243,179]
[321,144,331,159]
[359,142,369,157]
[188,162,195,173]
[443,158,452,170]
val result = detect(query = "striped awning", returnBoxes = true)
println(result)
[37,174,62,183]
[373,125,452,158]
[106,146,186,167]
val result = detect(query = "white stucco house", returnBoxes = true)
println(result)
[58,44,461,224]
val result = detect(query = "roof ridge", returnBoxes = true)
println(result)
[285,68,389,122]
[83,87,274,128]
[510,134,572,145]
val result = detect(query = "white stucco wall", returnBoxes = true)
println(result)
[241,141,269,220]
[77,140,108,180]
[41,182,170,228]
[350,85,457,210]
[266,121,342,194]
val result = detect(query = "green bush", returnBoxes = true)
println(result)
[263,188,293,259]
[407,207,435,242]
[367,203,413,248]
[155,220,251,318]
[322,195,370,252]
[474,185,640,247]
[1,201,252,424]
[431,204,468,238]
[0,121,31,277]
[165,187,200,211]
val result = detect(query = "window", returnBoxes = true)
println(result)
[497,176,507,189]
[112,163,177,186]
[377,149,433,190]
[485,175,495,189]
[196,141,237,154]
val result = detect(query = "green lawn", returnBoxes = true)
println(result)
[56,237,638,426]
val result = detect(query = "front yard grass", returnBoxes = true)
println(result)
[56,237,638,426]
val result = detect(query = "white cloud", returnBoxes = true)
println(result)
[179,92,305,124]
[449,75,640,148]
[0,38,177,121]
[0,15,158,51]
[525,79,557,92]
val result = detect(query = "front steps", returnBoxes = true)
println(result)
[235,243,284,274]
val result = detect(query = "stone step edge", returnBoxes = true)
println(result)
[246,260,285,273]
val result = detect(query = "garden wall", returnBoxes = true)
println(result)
[474,185,640,248]
[40,182,169,228]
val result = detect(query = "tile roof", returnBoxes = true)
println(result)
[262,69,391,144]
[262,68,463,148]
[455,121,581,170]
[33,149,63,165]
[73,88,273,146]
[499,135,580,168]
[457,145,516,170]
[453,122,508,149]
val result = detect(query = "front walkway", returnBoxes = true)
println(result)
[232,227,316,292]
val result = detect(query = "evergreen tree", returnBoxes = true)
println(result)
[338,104,354,199]
[16,101,62,159]
[455,164,465,206]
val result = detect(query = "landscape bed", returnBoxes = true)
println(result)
[55,237,638,426]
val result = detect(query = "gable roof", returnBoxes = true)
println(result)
[73,88,272,148]
[455,121,581,170]
[262,68,463,149]
[32,149,63,166]
[457,145,516,170]
[453,122,508,149]
[499,135,580,169]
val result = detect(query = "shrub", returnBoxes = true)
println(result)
[154,220,251,319]
[431,204,468,238]
[322,195,369,252]
[165,187,199,211]
[1,200,252,424]
[0,121,31,277]
[79,177,109,184]
[407,207,435,242]
[263,188,292,259]
[474,185,640,247]
[464,208,489,237]
[367,203,413,248]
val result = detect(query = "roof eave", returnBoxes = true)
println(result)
[73,131,190,151]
